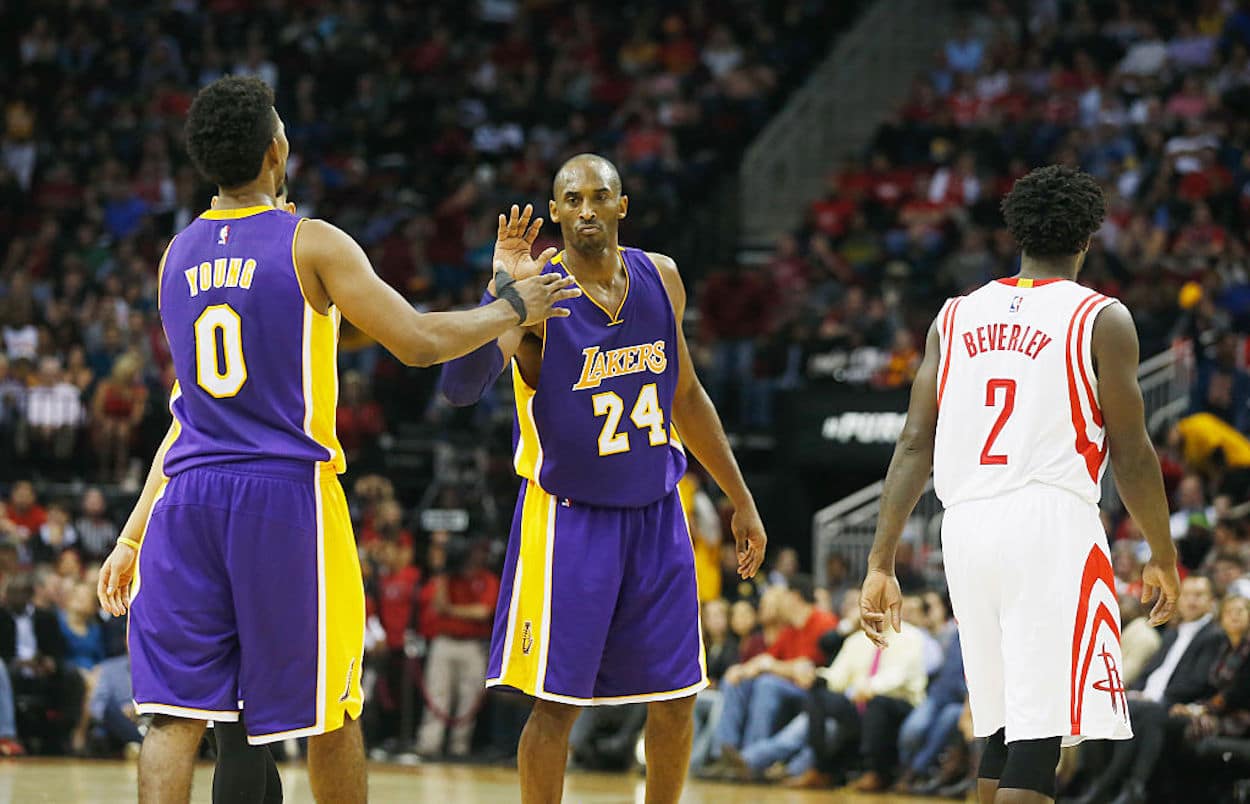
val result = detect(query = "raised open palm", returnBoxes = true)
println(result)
[495,204,557,280]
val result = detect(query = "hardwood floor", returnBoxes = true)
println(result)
[0,758,966,802]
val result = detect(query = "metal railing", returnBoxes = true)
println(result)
[813,344,1192,588]
[738,0,955,249]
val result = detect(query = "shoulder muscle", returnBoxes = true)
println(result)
[646,251,686,317]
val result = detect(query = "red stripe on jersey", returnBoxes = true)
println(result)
[1069,545,1120,735]
[1074,296,1108,427]
[1065,293,1108,483]
[937,298,963,409]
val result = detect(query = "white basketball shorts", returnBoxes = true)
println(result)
[941,483,1133,746]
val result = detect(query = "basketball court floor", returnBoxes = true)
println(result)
[0,759,961,802]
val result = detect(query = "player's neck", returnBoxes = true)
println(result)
[563,242,623,285]
[214,183,278,211]
[1017,255,1078,282]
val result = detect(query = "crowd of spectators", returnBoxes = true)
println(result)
[0,0,862,478]
[2,2,1250,801]
[699,0,1250,429]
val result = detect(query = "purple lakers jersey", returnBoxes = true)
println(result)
[159,205,344,476]
[513,247,687,507]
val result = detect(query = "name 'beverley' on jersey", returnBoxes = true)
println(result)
[933,277,1119,508]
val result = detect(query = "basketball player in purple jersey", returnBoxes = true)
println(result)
[93,75,579,803]
[441,154,768,803]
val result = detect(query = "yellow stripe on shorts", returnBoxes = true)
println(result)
[500,482,556,695]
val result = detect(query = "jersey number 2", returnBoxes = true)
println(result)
[194,304,248,398]
[591,383,667,456]
[980,378,1016,466]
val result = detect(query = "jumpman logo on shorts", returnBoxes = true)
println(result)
[1091,644,1127,716]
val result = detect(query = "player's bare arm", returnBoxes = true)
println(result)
[862,318,941,648]
[97,243,181,617]
[296,217,578,367]
[650,251,766,579]
[97,417,177,617]
[1092,303,1179,625]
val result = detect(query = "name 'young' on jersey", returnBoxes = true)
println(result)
[159,206,344,476]
[933,278,1120,508]
[512,247,687,508]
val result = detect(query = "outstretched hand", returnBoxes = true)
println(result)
[495,204,557,281]
[860,568,903,649]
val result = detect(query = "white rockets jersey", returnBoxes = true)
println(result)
[933,277,1121,508]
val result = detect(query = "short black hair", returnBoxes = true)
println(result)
[1001,165,1105,258]
[787,574,815,604]
[185,76,277,189]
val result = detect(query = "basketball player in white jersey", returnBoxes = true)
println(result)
[860,166,1180,804]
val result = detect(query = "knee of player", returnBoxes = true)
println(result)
[530,699,582,733]
[647,695,697,724]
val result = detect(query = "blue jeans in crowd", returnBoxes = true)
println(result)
[0,661,15,739]
[738,712,839,777]
[713,673,806,756]
[690,688,725,771]
[898,697,964,775]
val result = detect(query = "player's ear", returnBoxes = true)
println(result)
[211,195,219,208]
[618,194,628,220]
[548,199,560,223]
[266,136,282,169]
[284,202,297,214]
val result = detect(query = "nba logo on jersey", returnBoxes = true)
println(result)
[1009,295,1023,313]
[218,225,230,245]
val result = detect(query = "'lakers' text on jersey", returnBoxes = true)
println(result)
[159,206,345,476]
[512,248,686,507]
[933,277,1120,508]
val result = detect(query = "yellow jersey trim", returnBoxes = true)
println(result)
[512,362,542,481]
[200,205,275,220]
[557,249,630,324]
[290,217,333,317]
[156,234,178,311]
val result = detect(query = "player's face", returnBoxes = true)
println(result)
[549,166,627,253]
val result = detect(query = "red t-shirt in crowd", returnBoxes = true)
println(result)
[7,504,46,540]
[425,569,501,640]
[359,527,414,552]
[378,565,422,649]
[810,197,857,237]
[768,608,839,664]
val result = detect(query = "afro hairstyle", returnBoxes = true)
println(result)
[185,76,277,190]
[1001,165,1106,259]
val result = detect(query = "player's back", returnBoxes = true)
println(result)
[159,205,344,476]
[512,247,686,507]
[933,277,1119,508]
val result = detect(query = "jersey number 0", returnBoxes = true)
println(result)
[194,304,248,398]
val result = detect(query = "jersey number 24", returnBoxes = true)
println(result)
[592,383,667,456]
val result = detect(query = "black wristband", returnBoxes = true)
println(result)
[494,268,526,323]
